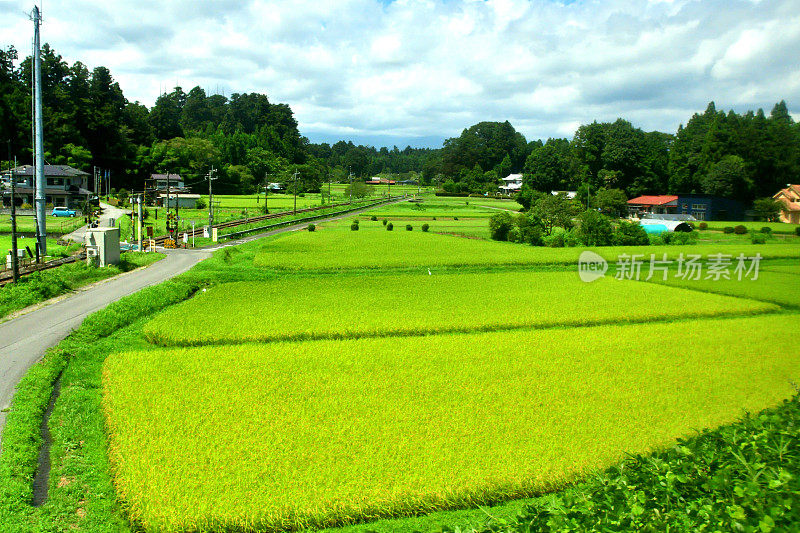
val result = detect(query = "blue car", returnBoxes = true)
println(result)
[51,206,77,217]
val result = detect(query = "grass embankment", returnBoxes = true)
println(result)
[142,272,776,346]
[0,252,165,320]
[103,314,800,531]
[0,280,198,532]
[0,215,84,236]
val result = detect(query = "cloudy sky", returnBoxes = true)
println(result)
[2,0,799,147]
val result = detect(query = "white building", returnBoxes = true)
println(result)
[499,174,523,195]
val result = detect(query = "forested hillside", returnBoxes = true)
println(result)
[2,43,798,205]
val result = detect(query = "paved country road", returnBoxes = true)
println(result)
[0,248,209,435]
[0,197,407,441]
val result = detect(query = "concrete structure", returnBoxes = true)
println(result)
[773,185,800,224]
[499,174,523,194]
[85,227,120,267]
[0,165,90,209]
[158,193,201,209]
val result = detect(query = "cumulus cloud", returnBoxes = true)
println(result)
[3,0,799,147]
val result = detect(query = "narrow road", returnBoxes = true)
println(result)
[0,248,209,434]
[63,201,131,243]
[0,198,406,439]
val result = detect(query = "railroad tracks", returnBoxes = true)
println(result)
[1,196,404,284]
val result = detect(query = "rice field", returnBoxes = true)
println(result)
[645,268,800,307]
[253,222,800,271]
[142,272,777,346]
[103,314,800,532]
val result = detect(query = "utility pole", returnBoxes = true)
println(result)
[137,194,143,252]
[292,169,299,215]
[7,146,19,283]
[32,6,46,256]
[348,166,353,205]
[207,166,217,227]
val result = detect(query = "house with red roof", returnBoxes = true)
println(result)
[627,195,678,216]
[773,185,800,224]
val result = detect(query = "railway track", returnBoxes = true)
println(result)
[1,196,404,284]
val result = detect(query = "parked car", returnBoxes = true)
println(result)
[51,206,77,217]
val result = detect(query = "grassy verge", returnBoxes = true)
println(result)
[0,252,165,320]
[0,279,198,532]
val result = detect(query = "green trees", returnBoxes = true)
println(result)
[531,193,577,236]
[753,198,782,222]
[592,188,628,217]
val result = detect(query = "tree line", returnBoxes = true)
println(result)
[2,43,798,205]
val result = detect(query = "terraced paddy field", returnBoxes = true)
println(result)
[253,220,800,271]
[8,206,800,533]
[104,314,800,531]
[143,272,777,346]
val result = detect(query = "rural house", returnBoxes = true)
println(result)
[0,164,90,209]
[674,194,745,221]
[627,195,678,216]
[773,185,800,224]
[499,174,523,195]
[149,173,187,192]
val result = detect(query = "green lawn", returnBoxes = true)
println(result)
[0,235,80,259]
[0,214,84,236]
[702,220,798,234]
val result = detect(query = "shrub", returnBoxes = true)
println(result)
[750,233,766,244]
[489,211,514,241]
[453,216,459,220]
[515,212,545,246]
[370,215,377,221]
[350,223,359,231]
[307,224,316,232]
[298,192,305,197]
[669,232,698,245]
[421,223,429,232]
[723,226,734,234]
[507,228,520,243]
[545,232,565,248]
[406,224,413,231]
[564,229,579,247]
[796,226,800,237]
[761,226,772,234]
[576,209,613,246]
[613,221,650,246]
[433,217,437,220]
[698,222,708,230]
[195,198,207,209]
[20,203,33,210]
[734,225,747,234]
[382,219,388,226]
[386,223,393,231]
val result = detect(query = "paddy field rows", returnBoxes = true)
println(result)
[99,206,800,532]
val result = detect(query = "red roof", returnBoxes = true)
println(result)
[627,195,679,206]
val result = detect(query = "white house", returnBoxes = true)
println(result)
[499,174,523,195]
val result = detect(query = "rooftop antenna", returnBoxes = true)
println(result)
[30,4,46,256]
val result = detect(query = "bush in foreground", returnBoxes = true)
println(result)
[386,222,393,231]
[698,222,708,230]
[422,223,429,232]
[471,393,800,532]
[307,224,316,232]
[723,226,735,234]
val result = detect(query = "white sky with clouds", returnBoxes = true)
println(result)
[2,0,799,147]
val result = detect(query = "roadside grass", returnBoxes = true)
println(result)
[103,314,800,532]
[0,279,198,532]
[0,236,81,259]
[142,272,777,346]
[0,252,165,320]
[253,221,800,271]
